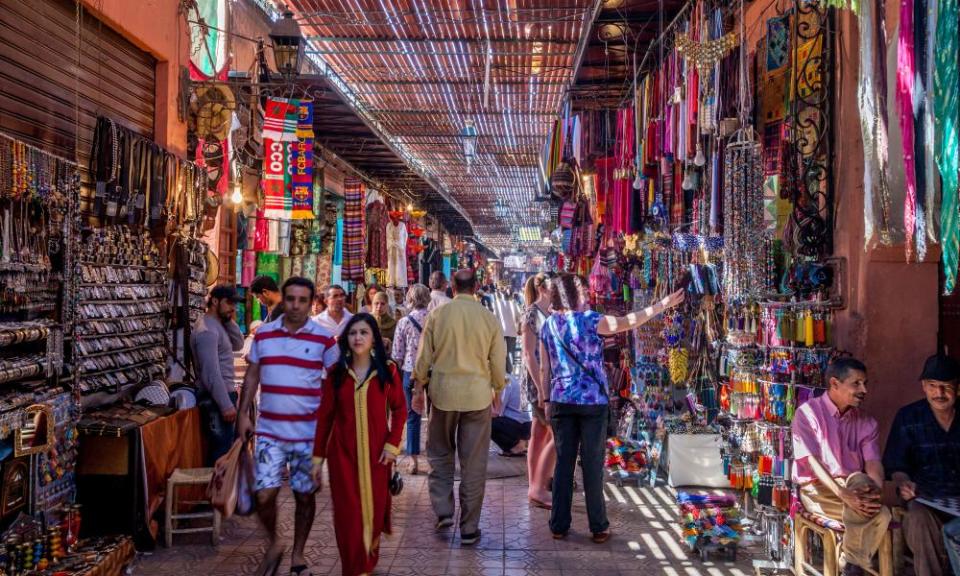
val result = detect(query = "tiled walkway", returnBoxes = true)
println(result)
[136,458,760,576]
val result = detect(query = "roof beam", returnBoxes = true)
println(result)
[306,36,578,46]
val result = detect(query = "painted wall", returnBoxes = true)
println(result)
[744,1,941,443]
[80,0,189,155]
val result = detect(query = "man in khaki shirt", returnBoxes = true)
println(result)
[412,268,506,546]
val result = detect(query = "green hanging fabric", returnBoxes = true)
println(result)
[935,0,959,293]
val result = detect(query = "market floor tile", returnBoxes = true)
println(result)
[134,469,760,575]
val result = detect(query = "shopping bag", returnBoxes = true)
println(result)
[235,439,257,516]
[208,438,244,518]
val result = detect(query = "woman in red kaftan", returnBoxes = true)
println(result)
[312,313,406,576]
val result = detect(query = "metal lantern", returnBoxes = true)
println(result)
[460,120,478,167]
[269,9,304,78]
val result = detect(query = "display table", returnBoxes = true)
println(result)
[76,406,203,548]
[666,433,729,488]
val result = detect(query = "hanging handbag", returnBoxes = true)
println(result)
[389,468,403,496]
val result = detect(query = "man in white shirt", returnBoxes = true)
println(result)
[427,271,452,313]
[311,284,353,336]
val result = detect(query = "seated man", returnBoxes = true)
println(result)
[883,353,960,576]
[491,375,531,456]
[792,357,891,575]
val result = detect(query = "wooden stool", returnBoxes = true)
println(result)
[794,509,893,576]
[164,467,221,547]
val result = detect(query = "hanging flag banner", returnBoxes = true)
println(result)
[262,98,293,218]
[290,100,315,219]
[262,97,314,219]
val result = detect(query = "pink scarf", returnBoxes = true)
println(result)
[897,0,917,260]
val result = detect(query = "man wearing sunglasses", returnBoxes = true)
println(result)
[883,354,960,576]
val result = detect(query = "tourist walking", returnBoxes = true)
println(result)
[370,291,397,345]
[538,274,683,542]
[312,314,406,576]
[191,285,244,465]
[391,283,431,475]
[493,288,520,369]
[312,284,353,337]
[520,272,555,508]
[236,277,340,576]
[427,270,451,312]
[412,269,507,545]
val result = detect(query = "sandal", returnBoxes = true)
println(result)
[256,547,285,576]
[290,565,314,576]
[529,498,552,510]
[591,530,612,544]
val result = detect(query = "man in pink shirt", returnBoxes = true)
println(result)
[792,357,891,575]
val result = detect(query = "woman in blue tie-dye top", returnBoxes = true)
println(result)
[537,273,684,542]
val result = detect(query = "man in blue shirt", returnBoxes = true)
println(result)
[883,354,960,576]
[491,375,532,456]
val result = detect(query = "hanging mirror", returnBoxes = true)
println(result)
[14,404,55,457]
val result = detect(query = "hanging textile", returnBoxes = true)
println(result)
[897,0,920,260]
[365,197,388,268]
[290,100,315,219]
[935,0,959,293]
[922,0,939,244]
[341,179,365,282]
[859,0,893,248]
[386,218,408,288]
[256,252,280,283]
[262,98,297,219]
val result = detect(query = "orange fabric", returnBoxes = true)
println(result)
[140,409,204,536]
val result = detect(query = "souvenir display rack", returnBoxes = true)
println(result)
[72,226,167,399]
[718,299,836,563]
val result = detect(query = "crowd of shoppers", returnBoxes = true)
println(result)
[211,269,691,576]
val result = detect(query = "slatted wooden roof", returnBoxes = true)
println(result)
[570,0,686,109]
[286,0,600,249]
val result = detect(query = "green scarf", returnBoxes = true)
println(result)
[935,0,959,293]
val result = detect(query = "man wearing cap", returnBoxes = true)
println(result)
[792,357,891,575]
[191,285,244,465]
[883,354,960,576]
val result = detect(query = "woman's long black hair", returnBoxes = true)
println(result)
[331,313,392,390]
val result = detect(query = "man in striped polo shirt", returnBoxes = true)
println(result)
[237,276,338,576]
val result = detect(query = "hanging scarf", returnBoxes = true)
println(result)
[290,100,314,219]
[859,0,893,247]
[897,0,919,260]
[935,0,959,293]
[920,0,939,245]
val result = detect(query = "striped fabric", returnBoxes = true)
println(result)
[249,317,339,442]
[342,178,366,281]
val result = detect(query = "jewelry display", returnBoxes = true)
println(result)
[73,227,167,397]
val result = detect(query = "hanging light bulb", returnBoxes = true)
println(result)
[231,181,243,205]
[681,168,695,191]
[407,203,414,212]
[694,146,706,167]
[632,161,643,189]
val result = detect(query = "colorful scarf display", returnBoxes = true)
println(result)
[935,0,959,293]
[263,98,315,220]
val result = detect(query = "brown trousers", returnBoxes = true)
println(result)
[903,500,953,576]
[426,406,492,535]
[800,472,892,569]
